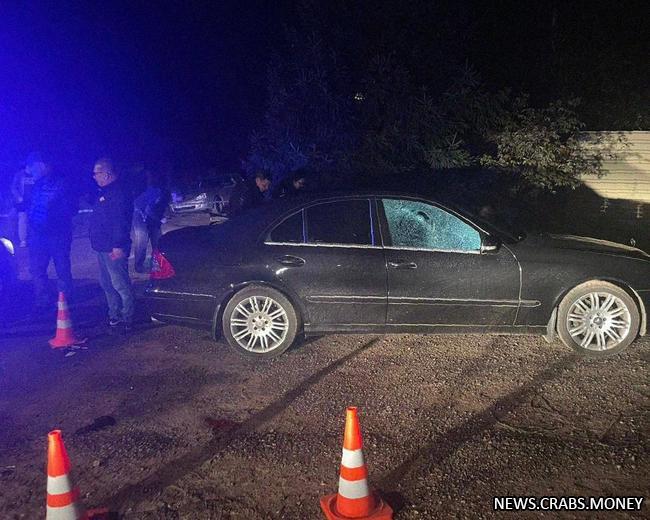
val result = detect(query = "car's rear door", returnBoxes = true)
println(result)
[378,197,520,328]
[262,198,387,331]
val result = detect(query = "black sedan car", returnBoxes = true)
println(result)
[145,193,650,358]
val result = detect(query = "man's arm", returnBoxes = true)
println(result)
[11,171,23,202]
[110,190,133,258]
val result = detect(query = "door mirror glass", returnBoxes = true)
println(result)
[480,235,501,253]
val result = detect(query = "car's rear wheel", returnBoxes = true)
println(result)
[557,281,640,357]
[222,285,299,358]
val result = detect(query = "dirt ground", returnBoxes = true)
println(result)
[1,222,649,519]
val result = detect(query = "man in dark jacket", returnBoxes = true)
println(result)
[91,158,135,329]
[27,159,76,308]
[273,169,308,199]
[132,169,169,273]
[228,171,272,218]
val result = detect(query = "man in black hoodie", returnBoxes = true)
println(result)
[90,158,134,330]
[27,157,76,308]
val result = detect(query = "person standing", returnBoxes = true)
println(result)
[27,158,76,309]
[132,169,169,273]
[11,153,40,247]
[90,158,135,330]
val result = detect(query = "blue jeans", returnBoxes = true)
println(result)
[97,251,134,323]
[132,212,161,272]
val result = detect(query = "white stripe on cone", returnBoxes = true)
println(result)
[58,301,68,311]
[338,476,370,499]
[341,447,365,468]
[56,320,72,328]
[46,502,83,520]
[47,474,75,495]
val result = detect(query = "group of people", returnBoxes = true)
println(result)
[4,154,168,332]
[2,153,308,331]
[227,169,308,217]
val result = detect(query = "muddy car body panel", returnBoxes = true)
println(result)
[144,192,650,340]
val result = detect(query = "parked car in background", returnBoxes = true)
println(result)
[169,174,242,217]
[145,192,650,359]
[0,236,16,301]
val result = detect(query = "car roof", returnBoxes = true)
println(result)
[223,190,484,230]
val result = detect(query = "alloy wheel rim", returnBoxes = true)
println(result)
[230,296,289,352]
[566,292,631,351]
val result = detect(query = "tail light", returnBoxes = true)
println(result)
[150,249,176,280]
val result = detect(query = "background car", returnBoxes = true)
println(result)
[169,174,242,217]
[145,193,650,359]
[0,236,16,302]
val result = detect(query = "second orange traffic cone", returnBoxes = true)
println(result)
[49,292,86,349]
[46,429,85,519]
[320,407,393,520]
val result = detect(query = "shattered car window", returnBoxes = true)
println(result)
[382,199,481,251]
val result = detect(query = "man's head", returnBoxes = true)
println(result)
[254,171,272,192]
[291,172,307,190]
[25,152,47,180]
[93,157,117,187]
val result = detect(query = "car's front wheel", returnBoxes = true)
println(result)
[557,281,640,357]
[222,285,299,358]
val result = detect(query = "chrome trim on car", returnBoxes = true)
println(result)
[147,288,215,298]
[383,246,481,255]
[264,241,382,250]
[306,294,539,307]
[306,295,386,304]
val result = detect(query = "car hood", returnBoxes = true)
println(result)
[520,233,650,260]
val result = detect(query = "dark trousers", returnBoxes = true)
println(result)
[29,231,73,305]
[132,212,161,272]
[97,251,135,323]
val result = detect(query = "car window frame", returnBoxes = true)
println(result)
[263,197,381,249]
[376,196,485,255]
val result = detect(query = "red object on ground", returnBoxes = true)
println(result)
[320,407,393,520]
[48,292,86,349]
[150,249,175,280]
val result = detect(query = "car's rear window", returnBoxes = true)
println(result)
[305,200,372,246]
[267,211,304,243]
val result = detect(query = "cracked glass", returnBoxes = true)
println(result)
[382,199,480,251]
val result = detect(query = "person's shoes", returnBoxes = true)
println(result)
[109,318,122,327]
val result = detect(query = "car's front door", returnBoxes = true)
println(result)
[378,197,521,329]
[263,198,387,331]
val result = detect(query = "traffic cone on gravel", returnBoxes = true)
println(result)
[46,430,85,519]
[49,292,85,349]
[320,407,393,520]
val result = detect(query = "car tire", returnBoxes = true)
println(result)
[222,285,299,358]
[557,281,640,357]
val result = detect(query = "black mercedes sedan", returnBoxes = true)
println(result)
[144,193,650,358]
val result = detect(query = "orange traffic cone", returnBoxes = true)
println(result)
[320,407,393,520]
[49,292,86,349]
[46,430,85,519]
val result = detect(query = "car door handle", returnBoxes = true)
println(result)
[276,255,305,267]
[388,261,417,269]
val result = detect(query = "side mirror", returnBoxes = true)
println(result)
[481,235,501,254]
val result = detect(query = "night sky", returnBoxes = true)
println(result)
[1,1,647,177]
